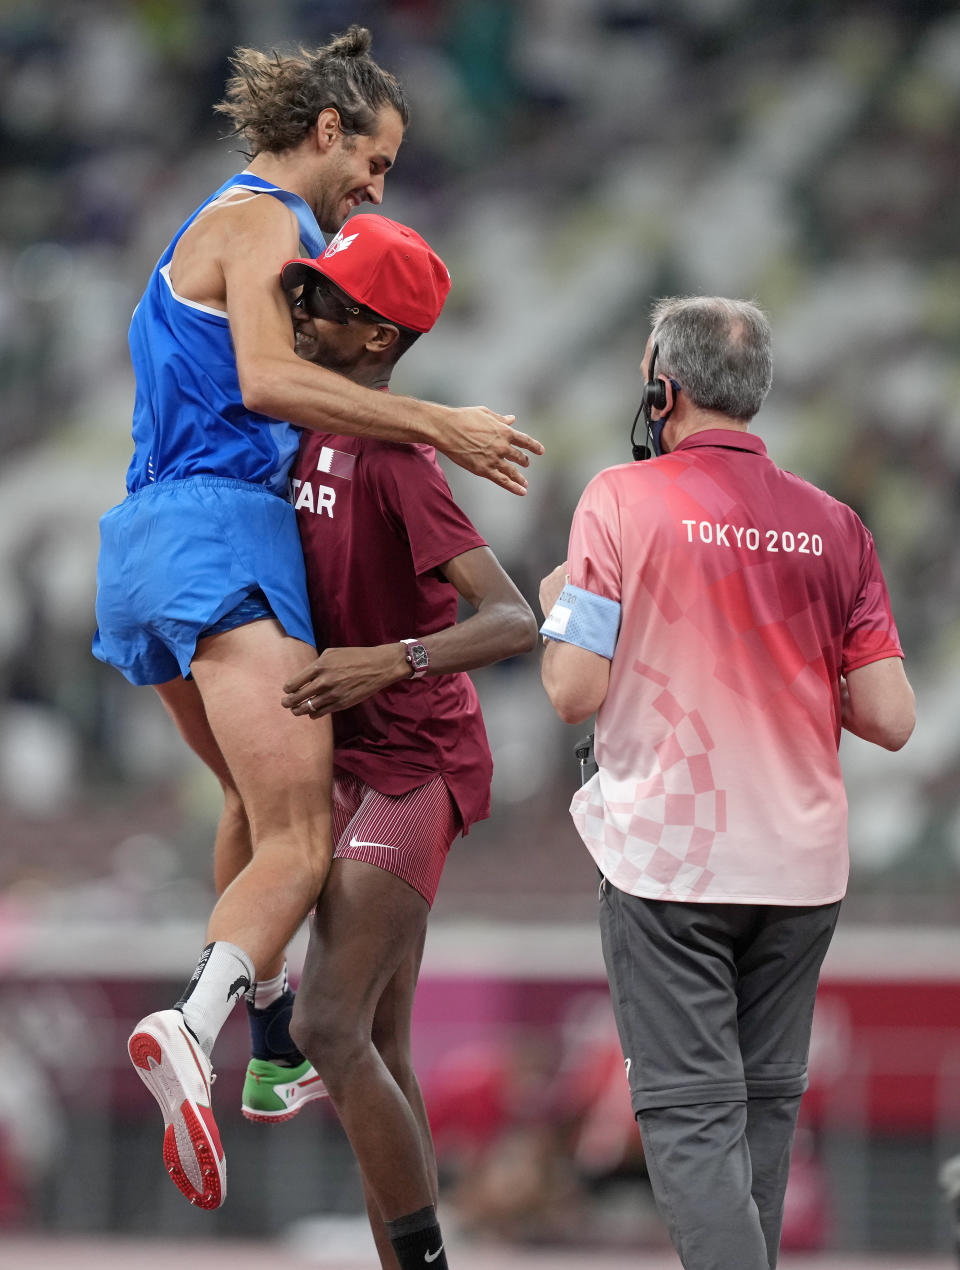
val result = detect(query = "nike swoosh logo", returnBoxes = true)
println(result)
[349,838,398,850]
[227,975,250,1002]
[424,1248,444,1264]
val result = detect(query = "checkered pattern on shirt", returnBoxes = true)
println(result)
[565,433,903,905]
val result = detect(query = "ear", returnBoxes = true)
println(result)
[658,377,676,416]
[315,107,341,151]
[365,323,400,354]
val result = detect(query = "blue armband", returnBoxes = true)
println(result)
[540,584,621,660]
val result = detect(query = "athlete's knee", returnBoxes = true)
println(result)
[287,1008,316,1064]
[249,825,332,891]
[289,983,331,1056]
[289,1001,326,1068]
[290,992,364,1073]
[306,1032,373,1100]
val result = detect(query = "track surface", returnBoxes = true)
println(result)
[0,1237,954,1270]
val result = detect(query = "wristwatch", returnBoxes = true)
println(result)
[401,638,430,679]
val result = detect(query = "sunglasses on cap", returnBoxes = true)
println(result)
[294,277,381,326]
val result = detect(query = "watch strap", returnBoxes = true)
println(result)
[400,637,429,679]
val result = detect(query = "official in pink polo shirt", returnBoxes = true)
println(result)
[275,214,538,1270]
[539,296,915,1270]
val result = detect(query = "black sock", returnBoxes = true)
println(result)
[385,1204,447,1270]
[245,987,305,1065]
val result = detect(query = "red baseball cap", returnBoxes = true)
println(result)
[281,214,451,333]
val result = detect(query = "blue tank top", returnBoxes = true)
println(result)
[125,173,325,496]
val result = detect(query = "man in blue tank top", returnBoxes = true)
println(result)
[93,25,543,1214]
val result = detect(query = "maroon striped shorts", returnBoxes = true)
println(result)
[331,772,460,906]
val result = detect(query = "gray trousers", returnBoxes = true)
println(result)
[598,882,840,1270]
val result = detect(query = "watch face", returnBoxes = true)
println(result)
[407,643,429,670]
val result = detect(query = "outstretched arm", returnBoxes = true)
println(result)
[282,547,538,717]
[218,196,543,494]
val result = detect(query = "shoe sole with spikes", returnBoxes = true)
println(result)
[128,1008,226,1209]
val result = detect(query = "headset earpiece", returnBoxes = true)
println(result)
[642,342,667,414]
[630,340,673,461]
[642,377,667,412]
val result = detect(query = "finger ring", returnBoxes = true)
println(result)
[306,697,315,711]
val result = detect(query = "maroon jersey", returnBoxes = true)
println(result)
[292,431,492,833]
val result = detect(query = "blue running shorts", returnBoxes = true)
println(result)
[93,476,316,685]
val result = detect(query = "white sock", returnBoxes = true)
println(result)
[175,941,254,1057]
[250,964,288,1010]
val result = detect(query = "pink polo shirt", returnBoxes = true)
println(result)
[567,430,903,905]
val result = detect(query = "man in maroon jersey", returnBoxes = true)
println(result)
[276,214,538,1270]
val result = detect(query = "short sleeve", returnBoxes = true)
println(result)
[843,526,904,673]
[368,444,487,575]
[567,471,623,603]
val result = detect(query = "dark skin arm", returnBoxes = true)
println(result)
[282,546,539,717]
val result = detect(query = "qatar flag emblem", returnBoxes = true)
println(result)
[317,446,356,480]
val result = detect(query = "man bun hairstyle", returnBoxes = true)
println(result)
[215,25,409,157]
[650,296,773,422]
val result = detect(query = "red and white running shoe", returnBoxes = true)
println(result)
[128,1008,226,1209]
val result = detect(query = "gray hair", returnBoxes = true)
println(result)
[650,296,773,421]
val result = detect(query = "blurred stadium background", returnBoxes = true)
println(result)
[2,0,960,1263]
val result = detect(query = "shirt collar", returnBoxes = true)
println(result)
[671,428,767,457]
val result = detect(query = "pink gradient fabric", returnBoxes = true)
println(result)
[567,430,902,905]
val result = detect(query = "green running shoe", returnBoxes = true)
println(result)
[241,1057,328,1123]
